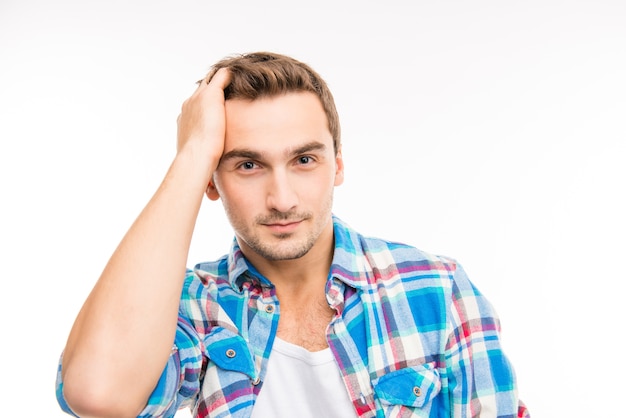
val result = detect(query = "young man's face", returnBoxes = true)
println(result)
[209,91,344,262]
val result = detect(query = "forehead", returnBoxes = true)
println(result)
[223,92,332,154]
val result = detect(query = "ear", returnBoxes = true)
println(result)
[334,147,344,186]
[206,180,221,201]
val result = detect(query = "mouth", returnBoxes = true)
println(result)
[262,220,304,234]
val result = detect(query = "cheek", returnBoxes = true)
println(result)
[218,178,260,209]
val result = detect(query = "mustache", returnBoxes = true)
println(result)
[256,211,312,224]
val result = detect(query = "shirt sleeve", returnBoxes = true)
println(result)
[445,263,530,418]
[55,356,79,417]
[55,316,203,418]
[137,315,204,417]
[56,273,207,417]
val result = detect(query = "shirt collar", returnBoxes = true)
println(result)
[227,239,272,291]
[328,215,371,290]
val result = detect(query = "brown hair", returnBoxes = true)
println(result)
[204,52,341,152]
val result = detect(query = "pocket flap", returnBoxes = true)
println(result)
[372,363,441,408]
[203,327,256,378]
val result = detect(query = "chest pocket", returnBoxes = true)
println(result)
[203,327,257,380]
[372,362,441,409]
[196,328,258,417]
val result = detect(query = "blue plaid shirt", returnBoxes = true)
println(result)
[57,216,528,417]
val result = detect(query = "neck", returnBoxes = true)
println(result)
[242,220,335,297]
[242,219,337,352]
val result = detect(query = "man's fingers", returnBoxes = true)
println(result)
[193,67,231,94]
[176,67,231,156]
[207,67,231,91]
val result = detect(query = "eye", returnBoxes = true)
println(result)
[239,161,257,170]
[297,156,313,165]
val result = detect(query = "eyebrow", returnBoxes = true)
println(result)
[220,141,327,163]
[289,141,327,156]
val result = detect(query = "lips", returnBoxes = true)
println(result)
[263,220,303,234]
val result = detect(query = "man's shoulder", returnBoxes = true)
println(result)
[333,217,459,286]
[191,254,230,276]
[362,234,458,278]
[182,254,233,293]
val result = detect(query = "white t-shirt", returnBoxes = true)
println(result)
[250,337,358,417]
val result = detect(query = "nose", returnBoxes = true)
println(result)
[266,169,298,213]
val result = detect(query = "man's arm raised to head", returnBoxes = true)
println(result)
[60,69,231,418]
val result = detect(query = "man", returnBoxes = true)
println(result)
[56,52,529,417]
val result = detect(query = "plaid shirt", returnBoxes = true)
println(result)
[57,216,529,417]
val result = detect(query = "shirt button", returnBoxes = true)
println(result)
[251,376,261,385]
[413,386,421,397]
[226,349,236,358]
[265,305,275,314]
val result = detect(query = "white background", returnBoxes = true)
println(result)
[1,1,625,416]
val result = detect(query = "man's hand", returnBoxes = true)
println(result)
[176,67,231,173]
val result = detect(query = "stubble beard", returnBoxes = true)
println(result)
[243,227,317,261]
[227,196,334,262]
